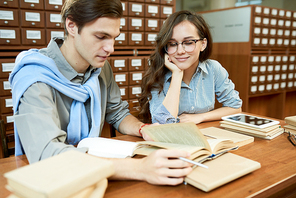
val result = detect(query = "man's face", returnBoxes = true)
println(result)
[73,17,121,69]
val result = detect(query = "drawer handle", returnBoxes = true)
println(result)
[30,4,35,7]
[6,40,10,43]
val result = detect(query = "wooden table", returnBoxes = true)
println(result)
[1,118,296,198]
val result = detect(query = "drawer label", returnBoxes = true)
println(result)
[2,63,15,72]
[25,12,40,22]
[49,0,63,5]
[26,30,41,39]
[0,29,16,39]
[131,59,141,66]
[0,10,14,20]
[50,14,62,23]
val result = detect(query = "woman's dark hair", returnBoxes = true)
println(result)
[138,10,213,123]
[61,0,123,35]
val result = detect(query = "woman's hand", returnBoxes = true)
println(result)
[164,54,182,73]
[179,113,204,124]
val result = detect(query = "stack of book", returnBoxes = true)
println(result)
[4,150,114,198]
[284,116,296,134]
[220,121,283,139]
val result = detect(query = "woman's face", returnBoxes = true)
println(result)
[167,20,207,71]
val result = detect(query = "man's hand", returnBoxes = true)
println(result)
[141,123,159,141]
[137,149,193,185]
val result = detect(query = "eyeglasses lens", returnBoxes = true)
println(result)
[165,40,197,54]
[288,132,296,146]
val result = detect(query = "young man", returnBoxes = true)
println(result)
[9,0,192,185]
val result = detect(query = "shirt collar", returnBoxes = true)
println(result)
[44,37,97,83]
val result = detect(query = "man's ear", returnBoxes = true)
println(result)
[65,17,77,37]
[201,38,207,52]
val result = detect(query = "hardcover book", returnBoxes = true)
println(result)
[4,150,114,198]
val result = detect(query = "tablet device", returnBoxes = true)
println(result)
[221,113,279,129]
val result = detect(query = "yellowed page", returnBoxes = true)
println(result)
[134,141,211,160]
[200,127,254,147]
[207,139,236,153]
[142,122,211,151]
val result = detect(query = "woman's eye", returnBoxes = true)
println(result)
[168,42,177,47]
[184,41,194,45]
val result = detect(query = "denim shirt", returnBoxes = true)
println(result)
[149,59,242,124]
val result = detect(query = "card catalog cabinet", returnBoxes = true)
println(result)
[201,5,296,120]
[0,0,176,153]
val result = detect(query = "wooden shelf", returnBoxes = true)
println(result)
[202,5,296,119]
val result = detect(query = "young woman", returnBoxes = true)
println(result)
[139,10,242,124]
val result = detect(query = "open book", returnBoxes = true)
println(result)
[200,127,254,147]
[137,122,238,162]
[78,123,238,162]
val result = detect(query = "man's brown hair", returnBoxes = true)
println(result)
[61,0,123,35]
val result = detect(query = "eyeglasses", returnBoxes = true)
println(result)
[164,38,204,55]
[287,132,296,146]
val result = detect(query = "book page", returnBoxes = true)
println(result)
[142,123,211,151]
[77,137,141,158]
[135,141,211,160]
[207,139,236,154]
[200,127,254,147]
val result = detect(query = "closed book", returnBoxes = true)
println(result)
[4,150,114,198]
[284,124,296,135]
[185,153,261,192]
[285,116,296,127]
[220,121,283,139]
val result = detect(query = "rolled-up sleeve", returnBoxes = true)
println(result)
[149,89,180,124]
[213,61,242,109]
[99,62,130,132]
